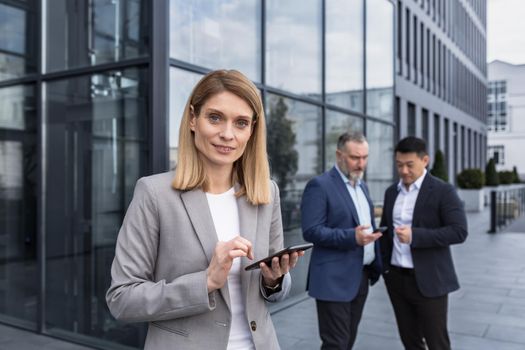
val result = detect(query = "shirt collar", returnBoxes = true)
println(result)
[397,168,427,192]
[335,163,362,187]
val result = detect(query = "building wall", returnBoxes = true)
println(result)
[487,60,525,178]
[395,0,487,183]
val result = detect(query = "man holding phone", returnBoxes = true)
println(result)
[379,137,467,350]
[301,131,383,349]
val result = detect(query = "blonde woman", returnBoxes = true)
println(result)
[106,70,302,350]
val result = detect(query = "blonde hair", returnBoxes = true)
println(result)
[172,69,271,205]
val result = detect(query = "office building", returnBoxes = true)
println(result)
[487,60,525,178]
[395,0,487,183]
[0,0,395,348]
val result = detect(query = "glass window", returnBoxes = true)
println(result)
[366,120,394,204]
[325,0,363,112]
[46,0,149,72]
[0,2,37,81]
[170,0,261,82]
[366,0,394,121]
[44,68,149,348]
[266,0,322,98]
[0,84,37,328]
[169,68,203,169]
[407,102,416,136]
[265,94,322,297]
[325,110,364,170]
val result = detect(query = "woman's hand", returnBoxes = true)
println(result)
[260,250,305,288]
[207,236,253,293]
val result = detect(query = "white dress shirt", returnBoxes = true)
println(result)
[335,164,375,265]
[391,169,427,268]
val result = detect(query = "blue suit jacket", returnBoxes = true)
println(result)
[301,167,382,302]
[379,174,468,298]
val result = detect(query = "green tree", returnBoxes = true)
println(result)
[430,149,448,182]
[457,168,485,189]
[267,97,298,190]
[513,166,521,183]
[485,158,500,186]
[499,170,514,184]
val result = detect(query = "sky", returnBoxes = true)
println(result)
[487,0,525,64]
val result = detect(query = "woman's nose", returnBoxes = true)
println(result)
[219,123,234,140]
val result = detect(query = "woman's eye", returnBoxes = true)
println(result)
[208,114,221,123]
[236,119,250,128]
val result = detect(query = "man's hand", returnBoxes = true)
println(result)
[355,225,382,246]
[394,225,412,244]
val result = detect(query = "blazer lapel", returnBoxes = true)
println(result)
[329,167,360,225]
[386,185,399,241]
[180,188,231,312]
[412,174,434,225]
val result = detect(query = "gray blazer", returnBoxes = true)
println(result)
[106,171,291,350]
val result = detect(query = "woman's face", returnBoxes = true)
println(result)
[190,91,254,171]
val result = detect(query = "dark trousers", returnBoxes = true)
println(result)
[384,267,450,350]
[316,268,369,350]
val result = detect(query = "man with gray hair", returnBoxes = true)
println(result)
[301,131,383,349]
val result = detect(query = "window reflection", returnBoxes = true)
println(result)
[45,68,148,348]
[366,0,394,121]
[170,0,261,82]
[265,94,321,297]
[0,84,37,328]
[266,0,322,98]
[46,0,148,72]
[326,0,364,112]
[366,119,394,203]
[169,68,202,168]
[325,110,364,170]
[0,2,37,81]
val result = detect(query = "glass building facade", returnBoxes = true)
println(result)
[395,0,487,183]
[0,0,394,348]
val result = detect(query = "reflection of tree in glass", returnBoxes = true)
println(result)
[267,97,298,191]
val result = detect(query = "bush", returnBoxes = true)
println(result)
[430,150,448,182]
[456,168,485,189]
[513,166,521,183]
[485,158,500,186]
[499,170,515,184]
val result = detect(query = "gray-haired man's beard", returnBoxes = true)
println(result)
[344,170,363,184]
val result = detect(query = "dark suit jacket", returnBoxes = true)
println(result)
[301,167,382,302]
[379,173,468,298]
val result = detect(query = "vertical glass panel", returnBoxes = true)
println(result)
[266,0,322,98]
[0,1,37,81]
[326,0,363,112]
[366,0,394,121]
[169,68,202,169]
[45,68,148,348]
[0,84,37,328]
[46,0,149,72]
[366,120,394,204]
[407,102,416,136]
[170,0,261,82]
[325,110,364,170]
[265,94,322,297]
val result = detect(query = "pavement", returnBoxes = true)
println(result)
[1,208,524,350]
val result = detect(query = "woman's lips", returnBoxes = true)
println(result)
[213,144,235,153]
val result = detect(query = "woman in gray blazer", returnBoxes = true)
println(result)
[106,70,301,350]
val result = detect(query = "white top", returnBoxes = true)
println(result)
[335,164,375,265]
[206,188,255,350]
[391,169,427,269]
